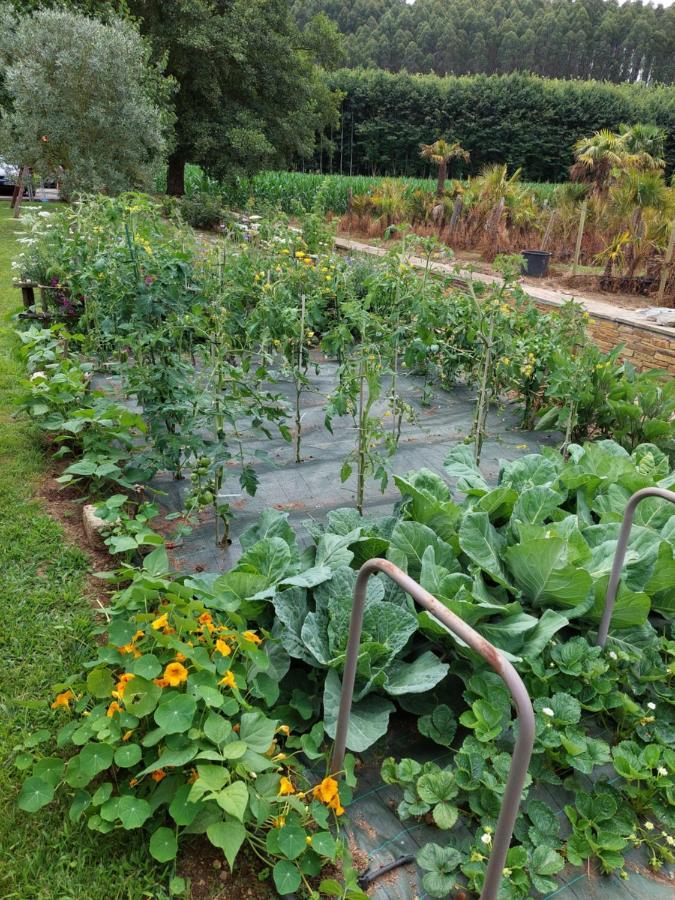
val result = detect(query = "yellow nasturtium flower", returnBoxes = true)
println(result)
[278,776,295,796]
[218,670,237,689]
[242,630,262,645]
[107,700,123,718]
[163,662,188,687]
[215,638,231,657]
[151,612,169,630]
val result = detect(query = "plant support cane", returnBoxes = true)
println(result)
[332,559,535,900]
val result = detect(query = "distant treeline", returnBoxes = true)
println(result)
[292,0,674,84]
[302,70,675,182]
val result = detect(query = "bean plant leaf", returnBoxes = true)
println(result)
[207,820,246,869]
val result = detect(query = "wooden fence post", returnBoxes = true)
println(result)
[572,198,588,274]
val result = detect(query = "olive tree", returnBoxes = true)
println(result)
[0,7,173,197]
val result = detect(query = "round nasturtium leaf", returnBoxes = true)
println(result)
[86,667,114,699]
[114,743,142,768]
[18,776,55,812]
[277,824,307,860]
[154,694,197,735]
[310,831,337,859]
[78,742,114,778]
[273,859,301,895]
[149,826,178,862]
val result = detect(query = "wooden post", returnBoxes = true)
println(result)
[540,209,557,251]
[572,198,588,274]
[656,219,675,305]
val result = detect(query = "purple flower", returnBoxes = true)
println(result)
[50,276,59,287]
[144,275,155,285]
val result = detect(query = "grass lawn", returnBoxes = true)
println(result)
[0,202,166,898]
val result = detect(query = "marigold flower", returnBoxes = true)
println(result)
[51,689,74,710]
[107,700,123,718]
[163,662,188,687]
[242,630,262,645]
[219,670,237,689]
[215,638,231,657]
[151,613,169,630]
[122,730,134,742]
[278,776,295,796]
[151,769,167,782]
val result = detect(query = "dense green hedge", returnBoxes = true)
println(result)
[308,70,675,182]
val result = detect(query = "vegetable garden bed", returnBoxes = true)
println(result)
[10,194,674,900]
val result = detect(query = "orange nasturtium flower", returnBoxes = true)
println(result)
[198,612,212,625]
[107,700,123,718]
[151,612,169,630]
[51,689,75,710]
[153,677,170,688]
[151,769,167,782]
[112,672,135,700]
[242,630,262,645]
[278,776,295,796]
[122,730,134,742]
[272,815,286,828]
[215,638,231,657]
[218,670,237,690]
[118,643,141,658]
[163,662,188,687]
[313,777,345,816]
[174,652,187,662]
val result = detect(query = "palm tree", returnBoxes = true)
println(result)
[420,139,470,198]
[618,123,666,172]
[570,129,628,197]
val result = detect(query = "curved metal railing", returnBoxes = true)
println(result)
[330,558,536,900]
[596,487,675,647]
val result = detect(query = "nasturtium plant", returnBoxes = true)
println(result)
[14,567,351,893]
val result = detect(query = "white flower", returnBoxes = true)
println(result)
[480,833,492,846]
[542,707,555,717]
[647,702,656,711]
[666,836,675,847]
[609,651,618,660]
[30,371,45,381]
[645,821,655,831]
[657,766,667,776]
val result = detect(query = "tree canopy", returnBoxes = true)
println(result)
[292,0,675,85]
[128,0,343,194]
[0,6,171,197]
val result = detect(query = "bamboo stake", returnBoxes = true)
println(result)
[656,219,675,305]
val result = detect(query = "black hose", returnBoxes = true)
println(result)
[357,854,417,888]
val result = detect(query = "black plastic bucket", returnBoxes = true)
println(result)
[521,250,551,277]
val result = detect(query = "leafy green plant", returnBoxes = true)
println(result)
[14,559,351,896]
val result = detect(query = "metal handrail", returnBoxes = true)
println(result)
[331,558,535,900]
[596,486,675,647]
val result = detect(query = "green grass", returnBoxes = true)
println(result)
[0,202,165,898]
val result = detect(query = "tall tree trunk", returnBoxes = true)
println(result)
[167,151,186,197]
[436,160,447,198]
